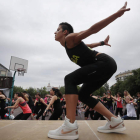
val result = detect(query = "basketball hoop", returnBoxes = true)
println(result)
[16,68,26,76]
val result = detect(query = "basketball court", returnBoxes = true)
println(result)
[0,120,139,140]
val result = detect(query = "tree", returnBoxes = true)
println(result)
[110,68,140,96]
[12,86,24,98]
[59,86,65,94]
[27,87,36,97]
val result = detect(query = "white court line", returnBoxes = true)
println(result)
[0,121,21,130]
[85,121,100,140]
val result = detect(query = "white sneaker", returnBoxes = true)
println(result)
[48,116,79,139]
[97,115,126,133]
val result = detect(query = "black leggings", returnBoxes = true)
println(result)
[14,113,31,120]
[137,108,140,120]
[116,108,123,116]
[84,110,94,120]
[49,109,63,120]
[64,53,117,108]
[36,108,46,120]
[93,111,105,120]
[0,109,6,119]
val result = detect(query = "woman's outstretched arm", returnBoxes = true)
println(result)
[67,2,130,45]
[86,35,111,48]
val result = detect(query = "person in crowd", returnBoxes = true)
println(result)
[6,92,32,120]
[102,93,107,107]
[22,91,34,120]
[122,96,137,120]
[123,90,133,115]
[35,93,48,120]
[105,90,114,114]
[83,105,94,120]
[44,95,48,104]
[111,92,123,117]
[0,90,7,119]
[92,96,105,120]
[136,92,140,120]
[43,88,63,120]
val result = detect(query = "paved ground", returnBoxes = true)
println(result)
[0,120,140,140]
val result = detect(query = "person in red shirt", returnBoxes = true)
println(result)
[111,92,123,117]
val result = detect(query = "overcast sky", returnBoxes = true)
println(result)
[0,0,140,89]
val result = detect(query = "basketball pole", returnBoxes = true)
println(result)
[9,71,16,116]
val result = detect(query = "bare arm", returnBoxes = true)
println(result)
[5,98,20,109]
[66,2,130,45]
[40,98,48,106]
[86,35,111,48]
[111,95,121,102]
[44,96,57,113]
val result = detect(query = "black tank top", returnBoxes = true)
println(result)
[27,93,34,107]
[137,98,140,108]
[65,41,98,67]
[53,98,62,111]
[0,98,6,109]
[106,97,113,106]
[38,98,46,109]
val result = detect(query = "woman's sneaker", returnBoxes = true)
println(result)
[48,116,79,139]
[97,115,126,133]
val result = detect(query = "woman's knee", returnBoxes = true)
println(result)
[64,74,75,85]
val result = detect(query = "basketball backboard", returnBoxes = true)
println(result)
[9,56,28,73]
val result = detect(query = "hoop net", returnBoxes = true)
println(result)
[16,68,26,76]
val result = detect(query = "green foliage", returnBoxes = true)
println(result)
[12,86,49,98]
[92,86,106,96]
[110,68,140,96]
[59,86,65,94]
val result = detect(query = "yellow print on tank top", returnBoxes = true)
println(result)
[71,55,80,64]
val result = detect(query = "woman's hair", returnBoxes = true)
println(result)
[15,92,28,101]
[59,22,74,34]
[124,90,130,96]
[0,90,7,98]
[52,88,62,98]
[117,92,121,97]
[36,93,41,97]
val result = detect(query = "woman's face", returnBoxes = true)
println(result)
[107,91,111,95]
[117,94,119,97]
[124,91,127,96]
[36,95,40,98]
[54,25,65,41]
[50,89,55,96]
[14,94,18,99]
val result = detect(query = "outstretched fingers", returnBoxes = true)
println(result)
[123,2,130,11]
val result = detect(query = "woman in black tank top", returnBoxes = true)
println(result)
[48,3,130,138]
[35,93,48,120]
[43,88,63,120]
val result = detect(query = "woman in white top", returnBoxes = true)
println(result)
[122,96,137,120]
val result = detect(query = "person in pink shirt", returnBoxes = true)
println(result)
[5,92,32,120]
[44,95,48,104]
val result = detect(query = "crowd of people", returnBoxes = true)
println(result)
[0,89,140,120]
